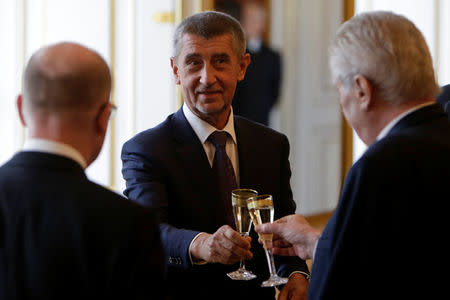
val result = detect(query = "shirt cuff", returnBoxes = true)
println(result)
[188,232,208,265]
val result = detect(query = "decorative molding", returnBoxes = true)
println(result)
[18,0,27,147]
[341,0,354,187]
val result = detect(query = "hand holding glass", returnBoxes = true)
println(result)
[247,194,288,287]
[227,189,258,280]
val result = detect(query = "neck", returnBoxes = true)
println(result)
[27,126,94,167]
[197,108,231,130]
[361,98,434,145]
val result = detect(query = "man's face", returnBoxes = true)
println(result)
[171,33,249,124]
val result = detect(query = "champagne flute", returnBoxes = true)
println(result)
[247,194,288,287]
[227,188,258,280]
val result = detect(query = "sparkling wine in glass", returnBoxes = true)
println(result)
[227,188,258,281]
[247,194,288,287]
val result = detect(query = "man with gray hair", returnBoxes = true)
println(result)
[256,11,450,299]
[0,42,165,299]
[122,11,309,300]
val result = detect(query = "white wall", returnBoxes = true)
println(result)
[0,0,176,193]
[271,0,343,215]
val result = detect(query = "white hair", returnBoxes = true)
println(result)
[329,11,439,105]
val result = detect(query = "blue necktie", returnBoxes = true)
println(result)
[208,131,237,227]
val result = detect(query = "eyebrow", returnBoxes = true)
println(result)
[184,53,202,63]
[212,53,231,60]
[183,52,231,63]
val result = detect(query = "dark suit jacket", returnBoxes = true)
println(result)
[0,152,165,300]
[122,108,309,300]
[308,105,450,299]
[232,45,281,126]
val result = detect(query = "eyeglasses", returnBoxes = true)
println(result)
[109,103,117,120]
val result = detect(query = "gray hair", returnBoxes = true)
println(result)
[329,11,439,105]
[173,11,246,58]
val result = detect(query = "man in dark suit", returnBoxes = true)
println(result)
[0,42,165,299]
[232,1,281,126]
[256,11,450,299]
[122,11,309,300]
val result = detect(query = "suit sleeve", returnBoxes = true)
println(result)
[274,135,310,277]
[121,139,199,270]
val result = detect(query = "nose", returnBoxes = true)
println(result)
[199,63,217,86]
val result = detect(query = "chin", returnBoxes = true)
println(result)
[198,102,228,114]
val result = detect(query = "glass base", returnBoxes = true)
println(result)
[261,275,289,287]
[227,268,257,281]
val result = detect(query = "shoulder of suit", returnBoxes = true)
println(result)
[234,116,288,141]
[361,130,450,168]
[123,114,174,148]
[86,180,152,213]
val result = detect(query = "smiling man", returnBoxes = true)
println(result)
[122,11,309,300]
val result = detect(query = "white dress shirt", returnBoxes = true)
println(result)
[22,138,87,169]
[182,103,240,185]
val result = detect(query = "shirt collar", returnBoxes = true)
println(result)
[182,103,237,145]
[22,138,88,169]
[376,101,435,141]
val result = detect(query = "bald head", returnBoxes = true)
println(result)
[18,42,113,167]
[22,42,111,116]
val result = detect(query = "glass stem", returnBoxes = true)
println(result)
[264,249,277,276]
[240,233,247,270]
[239,258,245,270]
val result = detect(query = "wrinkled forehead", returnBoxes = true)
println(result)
[177,33,238,60]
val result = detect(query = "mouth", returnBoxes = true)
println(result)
[196,89,223,96]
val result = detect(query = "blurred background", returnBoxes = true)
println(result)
[0,0,449,218]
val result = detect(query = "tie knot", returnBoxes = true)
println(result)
[208,131,228,149]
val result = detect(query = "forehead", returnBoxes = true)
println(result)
[178,33,237,59]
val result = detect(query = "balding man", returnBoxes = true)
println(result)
[0,42,165,300]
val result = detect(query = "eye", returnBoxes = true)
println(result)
[186,59,203,70]
[213,56,230,68]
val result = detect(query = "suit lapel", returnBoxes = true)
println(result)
[234,118,259,189]
[170,109,222,222]
[171,108,213,177]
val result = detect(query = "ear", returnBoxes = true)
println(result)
[16,95,27,127]
[353,75,372,111]
[95,104,110,137]
[237,53,251,82]
[171,57,181,85]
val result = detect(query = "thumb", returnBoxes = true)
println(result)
[255,222,277,234]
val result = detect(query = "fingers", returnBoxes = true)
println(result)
[220,225,251,250]
[204,225,253,264]
[255,215,289,235]
[271,247,298,256]
[272,238,292,248]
